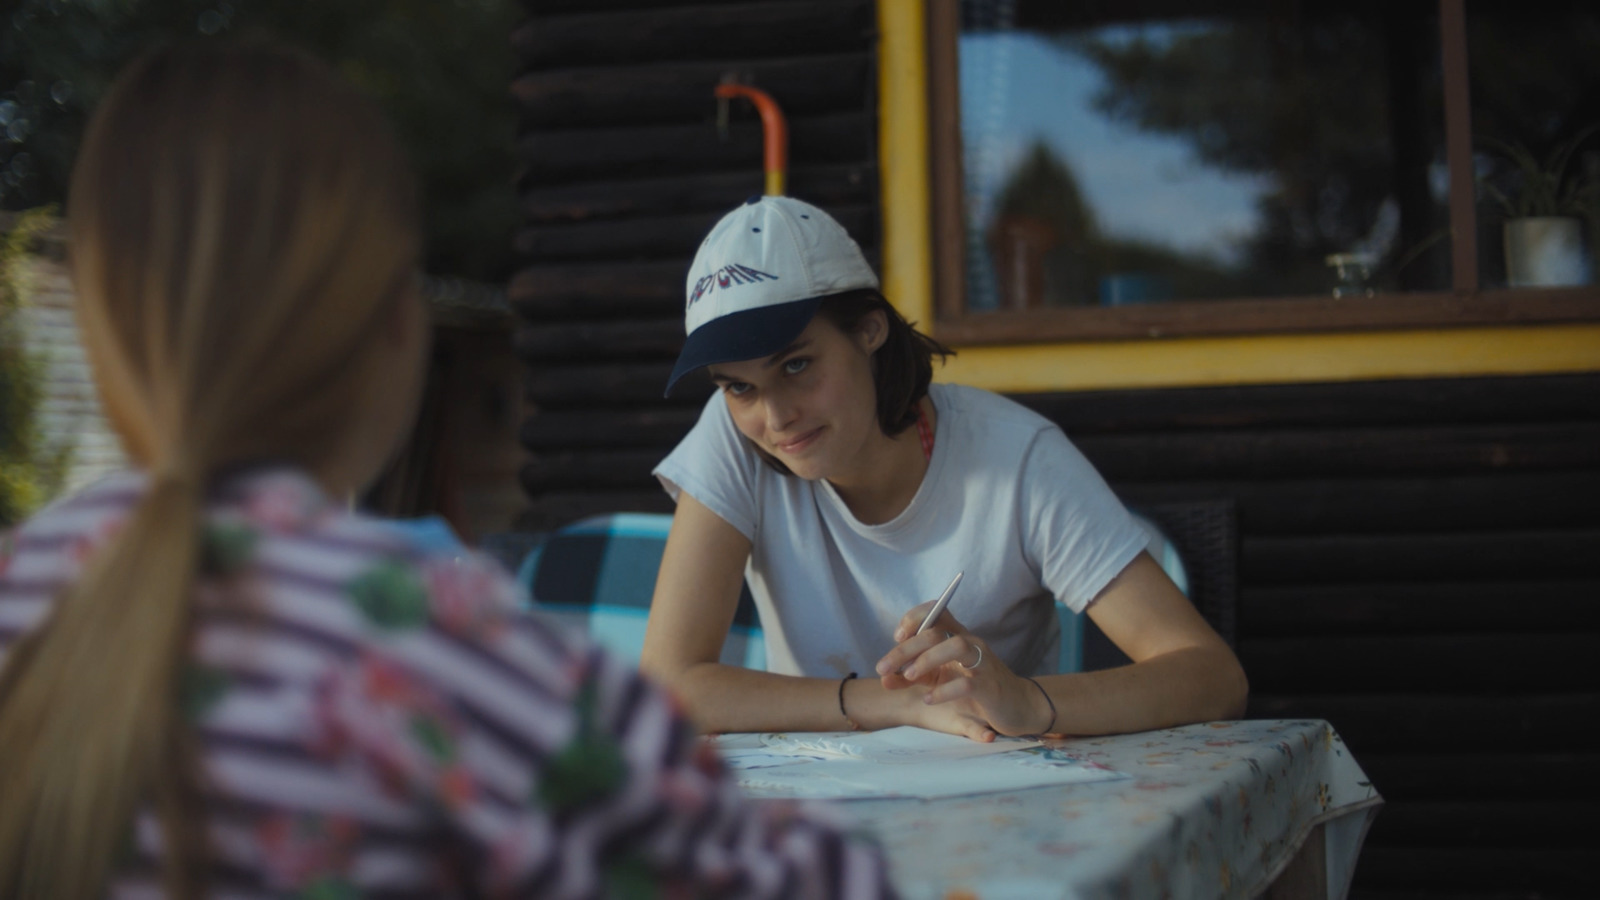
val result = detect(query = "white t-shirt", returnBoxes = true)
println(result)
[653,382,1148,677]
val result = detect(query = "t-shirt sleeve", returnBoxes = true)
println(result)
[1017,426,1149,613]
[653,394,763,541]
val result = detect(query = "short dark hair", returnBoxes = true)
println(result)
[815,290,953,437]
[747,290,953,477]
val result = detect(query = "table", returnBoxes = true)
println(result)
[762,719,1381,900]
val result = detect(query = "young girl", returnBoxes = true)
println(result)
[642,196,1247,741]
[0,43,892,899]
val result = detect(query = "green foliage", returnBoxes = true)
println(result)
[0,0,519,282]
[1070,17,1396,275]
[0,207,65,527]
[994,141,1098,243]
[1477,125,1600,220]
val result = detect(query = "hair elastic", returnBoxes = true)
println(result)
[838,672,861,731]
[1024,676,1056,737]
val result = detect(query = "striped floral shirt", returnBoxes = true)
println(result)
[0,468,895,900]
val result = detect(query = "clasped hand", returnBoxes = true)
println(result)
[873,599,1052,742]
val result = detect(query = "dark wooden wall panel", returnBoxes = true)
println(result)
[513,1,874,69]
[512,53,873,128]
[517,115,875,185]
[512,0,878,529]
[1018,373,1599,899]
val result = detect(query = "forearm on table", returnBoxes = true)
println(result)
[1038,644,1249,736]
[669,662,921,734]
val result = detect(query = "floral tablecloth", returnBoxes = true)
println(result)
[838,719,1381,900]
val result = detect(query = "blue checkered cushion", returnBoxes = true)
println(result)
[516,513,767,670]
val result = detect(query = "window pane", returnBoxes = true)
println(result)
[1467,0,1600,289]
[958,2,1451,311]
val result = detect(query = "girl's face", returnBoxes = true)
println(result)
[707,310,887,482]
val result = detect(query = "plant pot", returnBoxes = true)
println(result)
[1504,216,1589,287]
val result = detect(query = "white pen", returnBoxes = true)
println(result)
[914,571,964,635]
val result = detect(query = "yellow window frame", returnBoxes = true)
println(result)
[876,0,1600,393]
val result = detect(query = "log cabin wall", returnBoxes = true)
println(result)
[511,0,880,529]
[1021,373,1598,899]
[511,5,1596,897]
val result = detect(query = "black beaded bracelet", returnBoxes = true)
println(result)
[838,672,860,731]
[1024,676,1057,736]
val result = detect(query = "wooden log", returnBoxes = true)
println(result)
[1245,694,1600,752]
[1351,847,1592,892]
[1355,752,1600,801]
[516,114,872,185]
[514,318,683,363]
[512,0,874,69]
[1017,373,1600,434]
[520,163,877,223]
[1365,800,1589,848]
[520,449,667,493]
[515,489,676,533]
[1239,580,1600,638]
[513,204,876,261]
[1116,470,1600,536]
[1240,530,1600,584]
[520,406,701,450]
[1076,422,1600,482]
[518,0,800,18]
[514,210,723,261]
[508,260,682,320]
[511,53,872,129]
[509,254,881,322]
[1236,634,1595,693]
[525,362,714,405]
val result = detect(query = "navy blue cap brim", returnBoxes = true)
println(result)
[665,295,823,397]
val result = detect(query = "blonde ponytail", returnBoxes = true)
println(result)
[0,38,419,899]
[0,477,207,899]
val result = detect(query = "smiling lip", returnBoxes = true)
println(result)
[774,427,824,455]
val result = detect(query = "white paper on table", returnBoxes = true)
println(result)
[717,749,828,770]
[714,729,1128,800]
[759,726,1040,762]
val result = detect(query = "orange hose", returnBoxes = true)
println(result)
[715,84,788,195]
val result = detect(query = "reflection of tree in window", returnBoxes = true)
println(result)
[958,1,1455,307]
[989,142,1093,307]
[1073,17,1416,296]
[988,141,1231,307]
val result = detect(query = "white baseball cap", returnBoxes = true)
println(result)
[665,195,879,395]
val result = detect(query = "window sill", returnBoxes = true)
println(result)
[932,287,1600,345]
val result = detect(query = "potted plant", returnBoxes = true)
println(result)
[1479,124,1600,287]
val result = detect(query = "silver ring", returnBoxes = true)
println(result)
[958,643,983,670]
[944,630,955,641]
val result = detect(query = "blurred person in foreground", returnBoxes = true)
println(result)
[0,39,894,900]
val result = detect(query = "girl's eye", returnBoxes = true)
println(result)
[782,358,810,375]
[724,382,752,396]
